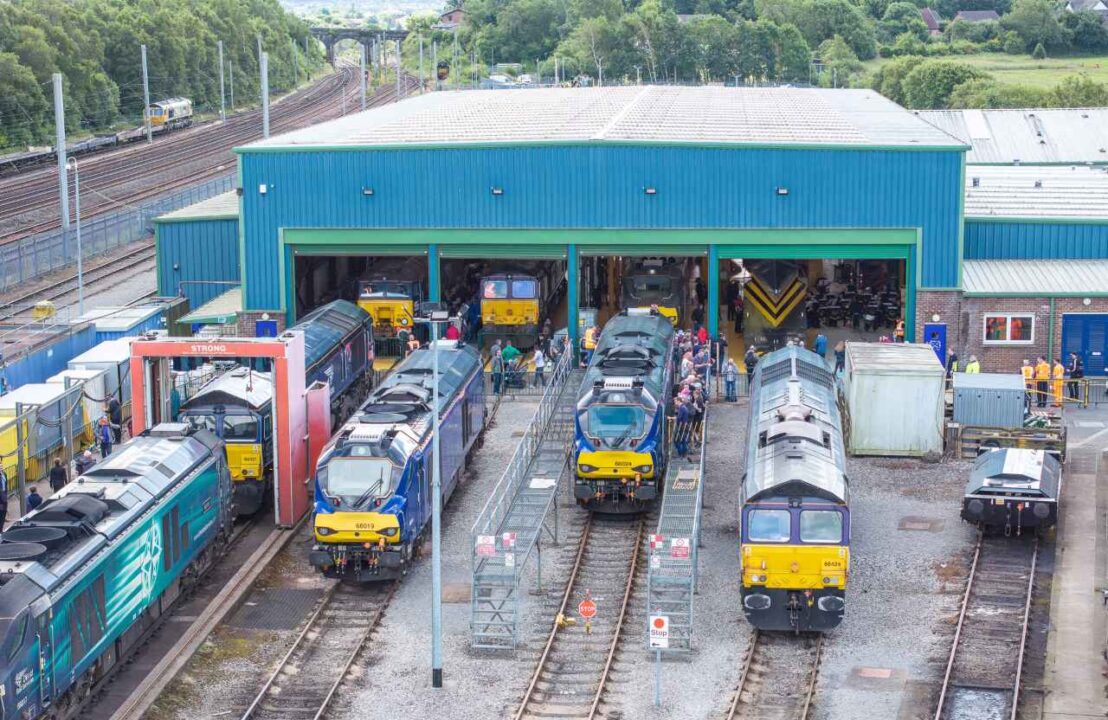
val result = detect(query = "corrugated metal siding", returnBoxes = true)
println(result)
[157,218,240,311]
[95,312,164,342]
[241,145,962,309]
[0,325,98,390]
[964,220,1108,259]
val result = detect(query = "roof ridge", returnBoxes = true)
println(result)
[594,86,650,141]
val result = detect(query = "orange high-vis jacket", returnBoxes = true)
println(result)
[1021,365,1034,385]
[1052,363,1065,381]
[1034,361,1050,381]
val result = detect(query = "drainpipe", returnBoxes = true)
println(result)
[1047,297,1056,361]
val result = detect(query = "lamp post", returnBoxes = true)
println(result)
[66,158,85,316]
[427,305,449,688]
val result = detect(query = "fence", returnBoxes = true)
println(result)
[1,174,234,294]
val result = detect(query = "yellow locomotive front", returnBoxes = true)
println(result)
[740,346,849,632]
[480,274,539,327]
[357,279,419,337]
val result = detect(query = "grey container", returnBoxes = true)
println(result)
[953,372,1026,429]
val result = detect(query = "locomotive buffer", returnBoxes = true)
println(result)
[470,350,581,649]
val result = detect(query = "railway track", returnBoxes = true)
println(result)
[0,71,421,242]
[240,581,397,720]
[934,534,1039,720]
[724,630,823,720]
[514,513,645,720]
[0,241,156,322]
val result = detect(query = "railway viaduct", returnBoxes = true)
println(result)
[310,27,409,67]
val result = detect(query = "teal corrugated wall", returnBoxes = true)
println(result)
[964,219,1108,259]
[239,145,963,310]
[156,218,240,311]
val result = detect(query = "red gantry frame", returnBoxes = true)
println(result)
[129,332,332,527]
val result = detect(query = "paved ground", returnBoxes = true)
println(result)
[1044,404,1108,719]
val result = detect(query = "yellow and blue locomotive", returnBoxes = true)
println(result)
[573,310,675,513]
[179,300,374,515]
[741,345,849,632]
[309,340,486,580]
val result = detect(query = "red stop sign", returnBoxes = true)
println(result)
[578,599,597,619]
[652,617,666,629]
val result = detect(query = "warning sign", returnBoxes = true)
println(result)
[502,532,517,548]
[670,538,690,559]
[649,534,665,550]
[476,535,496,557]
[578,598,597,619]
[649,615,669,649]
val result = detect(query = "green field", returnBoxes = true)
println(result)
[864,52,1108,88]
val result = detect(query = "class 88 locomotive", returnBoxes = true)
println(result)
[741,345,849,632]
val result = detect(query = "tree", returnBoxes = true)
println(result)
[947,77,1051,107]
[1061,10,1108,52]
[879,2,930,43]
[890,30,927,55]
[758,0,878,59]
[1001,0,1071,52]
[1031,41,1046,57]
[868,53,925,104]
[0,51,50,147]
[816,35,862,85]
[1051,73,1108,106]
[902,59,988,108]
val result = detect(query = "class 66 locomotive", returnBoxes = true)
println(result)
[741,345,849,632]
[961,448,1060,536]
[310,340,486,580]
[356,258,426,339]
[573,310,675,513]
[620,259,685,326]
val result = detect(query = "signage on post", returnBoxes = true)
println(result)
[476,535,496,556]
[578,598,597,619]
[502,532,517,548]
[649,615,670,648]
[649,534,665,551]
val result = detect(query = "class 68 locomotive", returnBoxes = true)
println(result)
[178,300,374,516]
[741,345,849,632]
[310,340,486,580]
[961,448,1060,536]
[573,310,675,513]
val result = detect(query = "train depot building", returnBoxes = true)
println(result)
[155,87,1108,372]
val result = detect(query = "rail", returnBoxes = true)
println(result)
[934,534,1039,720]
[725,630,823,720]
[0,174,233,294]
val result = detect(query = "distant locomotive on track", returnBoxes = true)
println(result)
[620,259,686,326]
[961,448,1060,535]
[573,309,675,513]
[310,340,487,580]
[743,259,808,351]
[741,345,849,632]
[0,423,231,720]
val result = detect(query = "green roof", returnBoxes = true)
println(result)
[180,286,242,324]
[238,86,968,153]
[156,191,240,223]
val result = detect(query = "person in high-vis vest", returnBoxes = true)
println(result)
[1052,358,1065,406]
[582,325,599,366]
[1020,359,1034,410]
[964,355,981,373]
[1034,356,1050,409]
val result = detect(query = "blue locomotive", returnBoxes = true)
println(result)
[180,300,374,515]
[309,340,486,580]
[573,310,676,513]
[0,423,231,718]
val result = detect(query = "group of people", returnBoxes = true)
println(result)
[489,329,564,394]
[672,329,713,458]
[1021,354,1084,408]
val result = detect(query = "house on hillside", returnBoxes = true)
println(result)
[1065,0,1108,21]
[920,8,943,35]
[953,9,1001,22]
[433,7,465,30]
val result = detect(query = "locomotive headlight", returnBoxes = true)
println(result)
[399,317,409,326]
[579,464,597,473]
[316,526,333,536]
[632,464,651,472]
[378,527,398,537]
[823,576,839,586]
[750,573,767,583]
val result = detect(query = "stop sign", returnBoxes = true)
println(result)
[578,598,597,619]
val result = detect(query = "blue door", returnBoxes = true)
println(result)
[923,323,946,364]
[1062,314,1108,376]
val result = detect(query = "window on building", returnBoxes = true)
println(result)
[983,314,1034,344]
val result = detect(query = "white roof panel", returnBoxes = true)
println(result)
[156,191,240,222]
[963,259,1108,296]
[964,165,1108,219]
[919,108,1108,164]
[242,86,965,151]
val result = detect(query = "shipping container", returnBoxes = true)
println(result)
[0,323,97,391]
[48,368,110,442]
[74,305,166,343]
[68,337,136,407]
[953,373,1026,429]
[843,342,946,457]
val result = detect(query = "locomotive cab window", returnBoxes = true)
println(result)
[800,510,843,543]
[511,279,537,299]
[4,612,27,662]
[748,509,791,542]
[983,314,1034,345]
[181,414,217,434]
[587,405,645,439]
[631,276,672,294]
[482,280,508,299]
[223,415,259,441]
[263,415,273,441]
